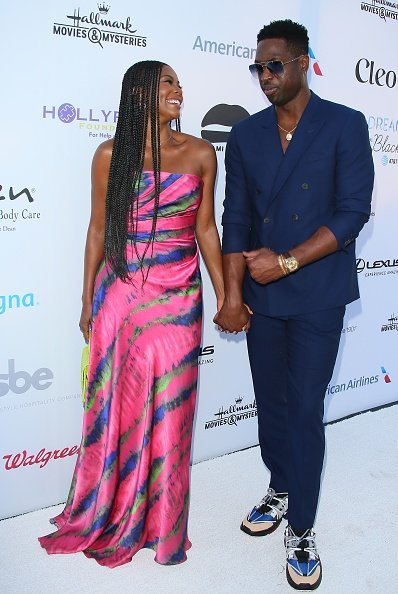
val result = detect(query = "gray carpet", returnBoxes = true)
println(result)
[1,405,397,594]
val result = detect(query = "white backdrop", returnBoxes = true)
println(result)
[1,0,397,520]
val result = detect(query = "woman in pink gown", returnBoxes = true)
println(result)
[39,61,224,567]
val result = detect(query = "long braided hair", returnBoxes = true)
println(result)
[104,60,180,282]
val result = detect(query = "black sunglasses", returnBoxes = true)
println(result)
[249,55,306,78]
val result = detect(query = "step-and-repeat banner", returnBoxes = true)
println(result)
[1,0,397,519]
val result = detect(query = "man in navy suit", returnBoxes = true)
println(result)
[215,19,374,590]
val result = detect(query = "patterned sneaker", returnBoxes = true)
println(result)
[240,488,288,536]
[284,525,322,590]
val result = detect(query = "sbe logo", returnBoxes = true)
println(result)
[355,59,397,88]
[0,360,54,397]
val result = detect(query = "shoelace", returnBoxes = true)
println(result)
[256,488,288,516]
[285,529,319,562]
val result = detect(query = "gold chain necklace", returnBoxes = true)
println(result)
[146,130,173,148]
[277,123,297,141]
[160,129,173,146]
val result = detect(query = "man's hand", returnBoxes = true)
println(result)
[243,247,283,285]
[214,302,251,334]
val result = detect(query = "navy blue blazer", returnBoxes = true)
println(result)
[222,92,374,316]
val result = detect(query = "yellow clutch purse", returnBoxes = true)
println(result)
[80,343,90,404]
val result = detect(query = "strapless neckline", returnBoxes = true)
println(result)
[142,170,202,181]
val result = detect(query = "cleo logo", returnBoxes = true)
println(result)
[309,47,323,76]
[381,366,391,383]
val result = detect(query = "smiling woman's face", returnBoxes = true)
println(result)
[158,65,183,122]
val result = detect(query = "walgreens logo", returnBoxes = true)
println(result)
[0,360,53,397]
[3,445,79,470]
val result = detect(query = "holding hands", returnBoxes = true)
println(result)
[214,301,252,334]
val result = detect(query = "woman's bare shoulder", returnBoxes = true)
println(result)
[93,138,114,161]
[176,132,215,156]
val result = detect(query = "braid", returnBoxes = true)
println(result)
[105,60,170,282]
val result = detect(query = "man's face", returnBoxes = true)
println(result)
[255,38,308,107]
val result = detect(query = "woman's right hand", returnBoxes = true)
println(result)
[79,302,92,343]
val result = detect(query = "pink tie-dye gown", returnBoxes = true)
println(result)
[39,172,203,567]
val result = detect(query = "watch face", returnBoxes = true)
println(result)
[285,257,298,272]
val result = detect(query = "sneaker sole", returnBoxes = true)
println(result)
[240,516,283,537]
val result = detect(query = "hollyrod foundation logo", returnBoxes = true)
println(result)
[0,183,41,232]
[52,3,147,49]
[360,0,398,22]
[43,103,118,137]
[204,395,257,430]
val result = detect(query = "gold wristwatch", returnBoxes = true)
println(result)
[282,252,299,274]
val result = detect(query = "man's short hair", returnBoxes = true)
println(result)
[257,19,309,55]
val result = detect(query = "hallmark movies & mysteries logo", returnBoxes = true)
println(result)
[360,0,398,22]
[204,395,257,430]
[52,3,147,49]
[381,313,398,331]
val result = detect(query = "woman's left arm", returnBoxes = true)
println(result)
[195,142,224,311]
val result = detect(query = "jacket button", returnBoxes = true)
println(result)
[292,213,299,221]
[263,217,271,224]
[256,188,262,194]
[301,182,309,190]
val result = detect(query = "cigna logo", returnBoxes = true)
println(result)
[308,47,323,76]
[0,293,35,315]
[0,360,54,397]
[355,58,397,88]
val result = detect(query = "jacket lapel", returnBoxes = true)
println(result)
[269,93,325,202]
[250,107,283,202]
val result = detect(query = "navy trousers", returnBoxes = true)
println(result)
[246,306,345,530]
